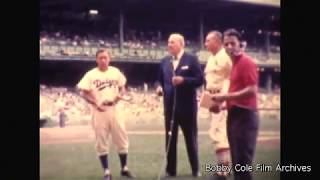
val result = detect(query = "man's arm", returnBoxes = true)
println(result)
[78,88,99,106]
[114,86,126,103]
[227,85,257,100]
[212,85,257,102]
[78,88,108,112]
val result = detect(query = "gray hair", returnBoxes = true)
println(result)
[207,31,223,42]
[169,33,185,47]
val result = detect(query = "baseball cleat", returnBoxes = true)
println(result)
[103,173,112,180]
[121,170,135,178]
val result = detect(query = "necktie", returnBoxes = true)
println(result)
[172,56,178,70]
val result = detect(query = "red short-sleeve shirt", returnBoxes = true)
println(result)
[227,53,258,109]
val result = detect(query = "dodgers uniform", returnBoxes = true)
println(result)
[77,66,128,156]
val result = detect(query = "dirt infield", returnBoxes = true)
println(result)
[40,125,280,145]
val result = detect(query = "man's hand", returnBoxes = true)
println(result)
[172,76,184,86]
[79,89,106,112]
[156,86,163,96]
[119,94,133,102]
[211,93,228,102]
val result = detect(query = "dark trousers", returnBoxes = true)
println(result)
[227,106,259,180]
[165,115,199,175]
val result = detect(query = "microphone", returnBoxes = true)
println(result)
[171,55,176,76]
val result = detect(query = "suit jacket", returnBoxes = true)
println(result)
[156,52,204,122]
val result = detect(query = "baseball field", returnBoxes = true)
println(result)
[40,113,280,180]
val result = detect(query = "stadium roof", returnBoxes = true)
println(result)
[226,0,280,7]
[40,0,280,10]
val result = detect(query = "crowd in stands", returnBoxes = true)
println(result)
[39,85,280,126]
[40,85,92,124]
[40,30,280,62]
[40,30,169,59]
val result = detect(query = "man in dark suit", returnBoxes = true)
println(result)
[155,33,204,177]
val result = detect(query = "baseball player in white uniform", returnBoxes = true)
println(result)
[204,31,232,177]
[77,49,135,180]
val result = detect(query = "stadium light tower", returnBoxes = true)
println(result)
[199,13,204,49]
[119,10,124,53]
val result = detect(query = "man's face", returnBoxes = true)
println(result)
[167,36,182,56]
[224,35,241,58]
[205,34,219,54]
[96,51,110,70]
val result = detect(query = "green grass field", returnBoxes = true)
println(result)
[40,115,280,180]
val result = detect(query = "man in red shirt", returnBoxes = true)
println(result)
[212,29,259,180]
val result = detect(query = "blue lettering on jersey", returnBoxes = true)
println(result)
[93,80,119,91]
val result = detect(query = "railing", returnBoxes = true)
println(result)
[40,44,280,67]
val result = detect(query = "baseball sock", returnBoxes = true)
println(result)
[99,155,109,172]
[119,153,128,170]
